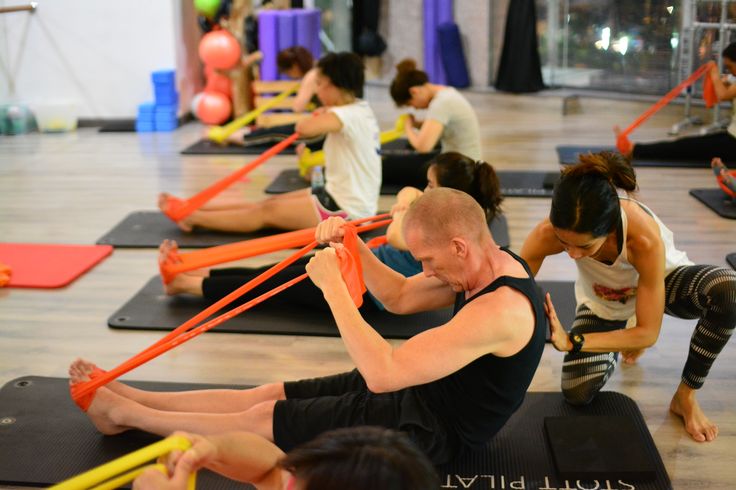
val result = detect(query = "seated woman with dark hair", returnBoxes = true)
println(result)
[131,427,439,490]
[616,42,736,162]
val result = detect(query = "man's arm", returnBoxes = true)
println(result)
[307,248,528,392]
[317,217,455,313]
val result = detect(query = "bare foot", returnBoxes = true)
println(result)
[613,125,634,158]
[669,384,719,442]
[163,272,205,296]
[622,349,645,364]
[158,192,172,213]
[158,239,181,267]
[712,157,736,197]
[69,358,128,396]
[85,387,134,435]
[295,142,307,158]
[176,215,194,233]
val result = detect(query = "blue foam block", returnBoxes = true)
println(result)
[135,121,155,132]
[151,70,175,85]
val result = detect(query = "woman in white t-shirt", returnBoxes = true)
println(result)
[520,151,736,444]
[389,59,481,161]
[161,52,381,233]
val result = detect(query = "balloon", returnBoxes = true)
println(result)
[197,92,231,125]
[199,30,241,70]
[205,69,232,98]
[194,0,221,19]
[190,92,205,118]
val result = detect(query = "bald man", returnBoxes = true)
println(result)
[72,188,545,465]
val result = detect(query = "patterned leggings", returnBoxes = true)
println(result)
[562,265,736,405]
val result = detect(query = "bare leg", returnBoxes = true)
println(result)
[187,189,319,233]
[69,358,286,414]
[669,383,719,442]
[85,385,277,440]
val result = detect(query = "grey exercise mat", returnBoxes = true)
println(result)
[265,169,560,198]
[0,376,247,489]
[498,170,559,197]
[109,276,453,339]
[557,145,710,168]
[689,188,736,219]
[0,377,670,489]
[96,211,281,248]
[727,253,736,270]
[182,138,298,155]
[264,168,403,196]
[107,277,570,340]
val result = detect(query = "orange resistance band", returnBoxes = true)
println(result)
[71,221,383,411]
[717,170,736,199]
[159,214,392,284]
[163,132,301,222]
[616,62,717,155]
[0,262,11,287]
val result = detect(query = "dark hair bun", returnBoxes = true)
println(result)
[396,59,417,74]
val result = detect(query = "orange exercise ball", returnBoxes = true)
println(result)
[205,69,232,98]
[199,30,241,70]
[197,91,231,125]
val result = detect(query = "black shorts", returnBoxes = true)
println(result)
[272,369,459,464]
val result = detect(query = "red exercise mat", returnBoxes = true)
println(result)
[0,243,113,288]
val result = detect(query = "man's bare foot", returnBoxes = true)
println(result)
[163,272,205,296]
[86,387,134,436]
[622,348,646,364]
[669,384,719,442]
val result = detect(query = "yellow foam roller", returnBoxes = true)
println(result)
[208,83,300,144]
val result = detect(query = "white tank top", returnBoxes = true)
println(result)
[575,197,692,320]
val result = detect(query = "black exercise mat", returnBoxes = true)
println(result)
[264,168,403,196]
[109,276,453,339]
[264,169,560,198]
[689,188,736,219]
[96,211,282,248]
[0,378,669,489]
[182,138,298,155]
[108,276,566,340]
[557,145,710,168]
[98,120,136,132]
[545,415,658,480]
[727,253,736,270]
[498,170,559,197]
[0,376,247,489]
[439,391,670,488]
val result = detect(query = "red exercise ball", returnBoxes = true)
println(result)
[197,92,231,125]
[205,69,232,98]
[199,30,241,70]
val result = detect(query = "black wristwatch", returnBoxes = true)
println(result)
[568,331,585,354]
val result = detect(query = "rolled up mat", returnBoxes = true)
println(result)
[437,22,470,88]
[0,376,671,489]
[182,139,298,155]
[258,11,279,81]
[277,11,295,81]
[423,0,453,84]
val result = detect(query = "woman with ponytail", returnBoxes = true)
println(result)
[389,59,482,160]
[521,151,736,443]
[160,152,503,313]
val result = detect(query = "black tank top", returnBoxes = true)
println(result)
[415,248,546,449]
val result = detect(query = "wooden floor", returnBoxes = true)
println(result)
[1,86,735,488]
